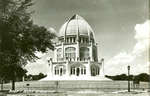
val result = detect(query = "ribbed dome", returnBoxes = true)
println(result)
[59,14,95,39]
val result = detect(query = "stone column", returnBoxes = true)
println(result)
[69,37,71,43]
[81,38,83,43]
[58,68,60,76]
[79,67,81,76]
[72,37,74,43]
[75,68,76,76]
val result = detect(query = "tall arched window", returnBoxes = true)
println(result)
[80,47,89,60]
[93,47,98,61]
[65,47,76,60]
[57,48,62,61]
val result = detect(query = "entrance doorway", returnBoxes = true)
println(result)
[76,68,80,76]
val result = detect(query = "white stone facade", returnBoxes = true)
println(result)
[42,14,109,80]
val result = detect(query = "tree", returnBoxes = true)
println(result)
[25,73,47,81]
[105,74,133,81]
[0,0,55,90]
[106,73,150,82]
[135,73,150,82]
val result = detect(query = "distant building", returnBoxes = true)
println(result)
[42,14,109,80]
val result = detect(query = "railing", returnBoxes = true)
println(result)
[56,57,90,62]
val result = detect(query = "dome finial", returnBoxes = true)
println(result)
[70,14,83,20]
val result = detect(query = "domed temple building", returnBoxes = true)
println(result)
[42,14,109,80]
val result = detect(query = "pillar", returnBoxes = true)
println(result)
[59,68,60,75]
[81,38,83,43]
[75,68,76,76]
[69,37,71,43]
[79,67,81,76]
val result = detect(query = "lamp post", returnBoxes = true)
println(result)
[128,66,130,92]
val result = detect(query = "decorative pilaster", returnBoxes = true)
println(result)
[76,41,80,61]
[75,68,76,76]
[62,42,65,60]
[54,48,57,62]
[86,57,91,76]
[100,58,105,76]
[66,58,69,76]
[48,58,53,77]
[76,16,80,61]
[90,41,94,61]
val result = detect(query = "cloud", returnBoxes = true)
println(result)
[25,55,50,75]
[134,21,150,40]
[25,59,49,75]
[48,27,57,34]
[106,52,135,67]
[35,52,46,58]
[105,51,135,75]
[131,61,150,75]
[132,20,150,56]
[105,20,150,75]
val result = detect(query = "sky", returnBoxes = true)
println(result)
[25,0,149,75]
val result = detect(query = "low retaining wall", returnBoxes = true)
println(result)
[3,80,149,92]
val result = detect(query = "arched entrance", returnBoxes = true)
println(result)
[70,63,86,76]
[54,65,66,76]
